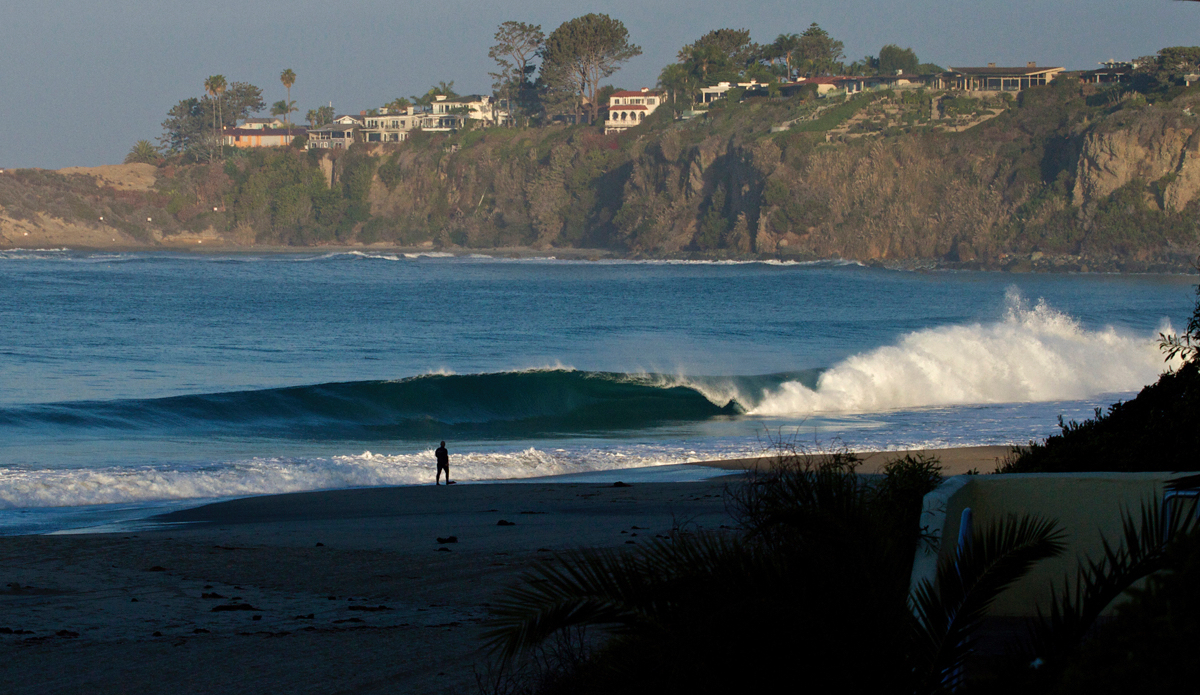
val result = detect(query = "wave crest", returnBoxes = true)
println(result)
[750,289,1174,416]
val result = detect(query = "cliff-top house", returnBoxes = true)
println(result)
[605,88,663,134]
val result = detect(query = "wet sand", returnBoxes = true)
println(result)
[0,446,1011,694]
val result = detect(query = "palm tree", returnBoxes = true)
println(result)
[203,74,227,162]
[484,452,1068,693]
[280,68,296,136]
[771,33,802,81]
[271,99,297,123]
[124,140,160,164]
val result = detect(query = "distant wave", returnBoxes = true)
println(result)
[749,288,1175,416]
[0,290,1174,439]
[0,370,750,441]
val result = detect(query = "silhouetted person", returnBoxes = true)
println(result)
[435,441,450,485]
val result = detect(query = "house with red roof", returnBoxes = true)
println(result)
[605,88,663,134]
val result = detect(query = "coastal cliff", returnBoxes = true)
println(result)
[3,78,1200,270]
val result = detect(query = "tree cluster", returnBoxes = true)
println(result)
[160,81,264,162]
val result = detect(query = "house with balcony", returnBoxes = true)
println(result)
[305,123,356,150]
[430,94,510,127]
[360,108,418,143]
[931,63,1065,92]
[1083,60,1139,85]
[604,88,663,134]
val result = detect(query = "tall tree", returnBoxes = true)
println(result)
[681,28,756,76]
[678,43,726,83]
[272,99,298,123]
[203,74,227,161]
[878,44,919,75]
[489,21,545,126]
[540,13,642,124]
[280,68,296,136]
[220,82,265,125]
[384,97,412,113]
[658,62,698,108]
[797,23,845,77]
[769,33,803,80]
[412,81,459,106]
[160,81,262,161]
[159,97,206,157]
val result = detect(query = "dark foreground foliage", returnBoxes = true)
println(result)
[1002,282,1200,474]
[1000,359,1200,473]
[1054,530,1200,694]
[481,452,1076,694]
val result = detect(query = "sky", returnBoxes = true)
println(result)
[1,0,1198,169]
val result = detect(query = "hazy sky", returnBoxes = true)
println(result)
[2,0,1197,169]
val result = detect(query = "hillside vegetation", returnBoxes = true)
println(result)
[4,77,1200,269]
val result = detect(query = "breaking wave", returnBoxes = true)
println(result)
[750,289,1175,415]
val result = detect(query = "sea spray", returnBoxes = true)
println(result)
[750,290,1177,416]
[0,446,748,509]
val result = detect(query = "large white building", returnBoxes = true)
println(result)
[604,88,663,134]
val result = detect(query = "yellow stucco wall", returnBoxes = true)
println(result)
[927,473,1180,617]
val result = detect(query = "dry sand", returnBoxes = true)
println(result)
[0,446,1011,694]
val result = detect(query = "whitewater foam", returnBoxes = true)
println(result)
[749,289,1177,416]
[0,445,754,509]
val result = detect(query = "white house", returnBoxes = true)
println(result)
[604,88,663,134]
[430,95,511,127]
[305,123,356,150]
[698,80,770,103]
[239,117,287,130]
[361,109,417,143]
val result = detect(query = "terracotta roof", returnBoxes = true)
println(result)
[610,90,660,98]
[609,105,648,111]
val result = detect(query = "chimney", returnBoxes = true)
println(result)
[1027,61,1037,68]
[987,62,996,68]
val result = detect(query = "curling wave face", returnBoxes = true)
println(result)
[0,370,744,441]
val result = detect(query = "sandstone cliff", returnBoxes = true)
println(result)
[3,81,1199,271]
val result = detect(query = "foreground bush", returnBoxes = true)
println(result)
[483,452,1069,694]
[1002,280,1200,474]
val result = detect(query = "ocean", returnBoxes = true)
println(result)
[0,249,1194,534]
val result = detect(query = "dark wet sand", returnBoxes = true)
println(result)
[0,446,1009,694]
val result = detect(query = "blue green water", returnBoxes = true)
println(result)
[0,249,1194,533]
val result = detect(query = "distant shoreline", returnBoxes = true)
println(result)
[2,244,1196,274]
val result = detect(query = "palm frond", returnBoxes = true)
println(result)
[910,514,1066,692]
[1031,497,1199,664]
[483,533,756,660]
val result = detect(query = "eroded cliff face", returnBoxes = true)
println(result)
[1072,109,1200,212]
[353,97,1200,268]
[5,88,1200,270]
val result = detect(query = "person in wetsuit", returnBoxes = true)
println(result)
[435,441,450,485]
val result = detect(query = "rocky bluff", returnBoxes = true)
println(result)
[4,79,1200,271]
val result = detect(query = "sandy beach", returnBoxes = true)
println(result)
[0,446,1009,694]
